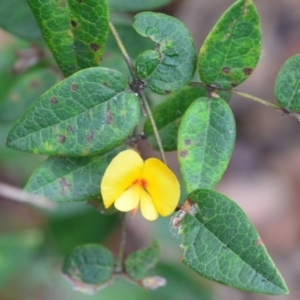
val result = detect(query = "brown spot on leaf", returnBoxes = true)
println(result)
[164,90,171,94]
[230,82,238,87]
[71,20,77,28]
[243,67,252,76]
[222,67,231,74]
[87,131,94,141]
[59,0,67,7]
[71,84,78,91]
[184,139,191,145]
[180,150,188,157]
[51,97,58,104]
[181,198,194,213]
[78,0,82,3]
[103,82,108,87]
[256,237,263,246]
[90,43,100,52]
[9,93,20,102]
[67,125,72,132]
[106,109,113,124]
[58,135,66,143]
[60,177,72,196]
[30,79,40,89]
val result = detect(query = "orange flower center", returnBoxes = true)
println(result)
[132,178,148,188]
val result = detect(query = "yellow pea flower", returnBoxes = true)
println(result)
[100,149,180,221]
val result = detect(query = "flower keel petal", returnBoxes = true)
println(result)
[140,188,158,221]
[114,184,140,212]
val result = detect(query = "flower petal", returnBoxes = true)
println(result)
[140,188,158,221]
[142,158,180,217]
[114,184,140,212]
[101,149,143,208]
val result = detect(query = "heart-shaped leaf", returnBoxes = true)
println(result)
[7,68,140,156]
[28,0,109,77]
[133,12,197,94]
[102,19,153,76]
[198,0,261,89]
[179,189,289,295]
[178,97,235,194]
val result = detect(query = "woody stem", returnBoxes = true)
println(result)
[109,20,167,164]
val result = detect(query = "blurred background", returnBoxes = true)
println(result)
[1,0,300,299]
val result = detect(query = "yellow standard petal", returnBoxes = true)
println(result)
[114,184,140,212]
[140,188,158,221]
[101,149,143,208]
[142,158,180,217]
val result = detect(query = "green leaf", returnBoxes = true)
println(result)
[0,230,43,287]
[217,90,232,103]
[0,0,42,40]
[108,0,171,12]
[102,19,153,76]
[28,0,109,77]
[144,87,207,151]
[125,240,160,280]
[0,68,57,123]
[180,189,289,295]
[25,146,125,202]
[7,68,140,156]
[198,0,261,89]
[133,12,197,94]
[178,97,235,194]
[275,54,300,112]
[62,244,114,292]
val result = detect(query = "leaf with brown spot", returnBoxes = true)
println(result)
[178,97,236,193]
[198,0,261,88]
[7,68,140,156]
[58,135,67,144]
[180,150,188,158]
[28,0,109,77]
[90,43,100,52]
[51,97,58,104]
[71,84,78,91]
[24,146,126,202]
[87,131,94,141]
[133,12,197,94]
[71,20,77,28]
[106,109,113,124]
[181,189,289,295]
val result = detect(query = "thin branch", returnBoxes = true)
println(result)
[0,182,56,210]
[139,91,167,164]
[109,20,136,79]
[229,89,281,110]
[189,82,300,121]
[109,19,167,164]
[116,213,127,273]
